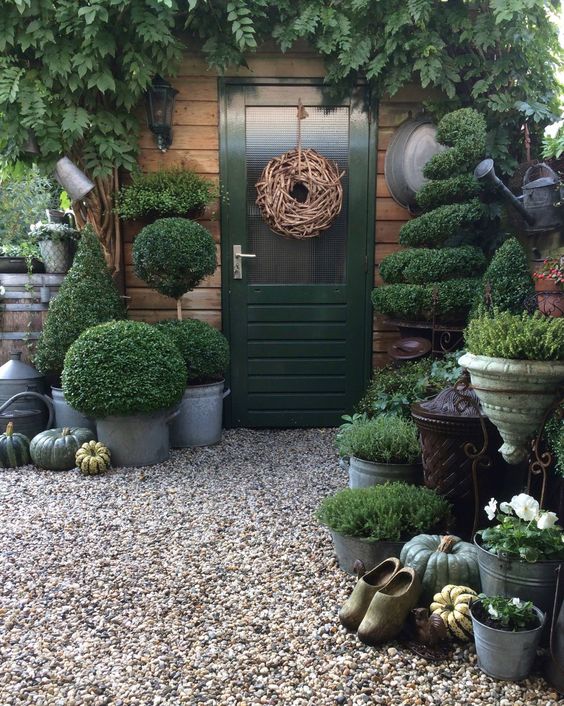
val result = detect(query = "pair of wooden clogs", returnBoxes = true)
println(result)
[339,558,421,644]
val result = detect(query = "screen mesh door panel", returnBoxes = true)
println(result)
[245,106,349,285]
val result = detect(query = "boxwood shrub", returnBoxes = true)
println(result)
[398,199,484,248]
[336,414,420,464]
[372,278,480,322]
[379,245,486,285]
[315,482,452,541]
[133,218,216,300]
[155,319,229,385]
[62,321,187,418]
[415,174,481,212]
[481,237,534,313]
[464,311,564,361]
[117,169,217,220]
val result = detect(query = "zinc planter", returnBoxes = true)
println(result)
[51,387,96,435]
[474,537,560,627]
[470,600,545,681]
[458,352,564,465]
[343,455,421,489]
[96,407,179,468]
[38,240,71,273]
[329,529,404,575]
[170,380,229,448]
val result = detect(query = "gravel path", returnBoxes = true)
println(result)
[0,428,562,706]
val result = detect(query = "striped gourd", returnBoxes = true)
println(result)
[76,441,111,475]
[0,422,30,468]
[30,427,95,471]
[430,584,477,641]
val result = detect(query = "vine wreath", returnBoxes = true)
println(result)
[255,101,345,240]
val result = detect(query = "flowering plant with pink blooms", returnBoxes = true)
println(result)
[477,494,564,562]
[533,258,564,290]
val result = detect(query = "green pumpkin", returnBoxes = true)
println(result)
[400,534,481,606]
[0,422,30,468]
[30,427,96,471]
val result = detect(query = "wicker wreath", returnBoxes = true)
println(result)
[255,146,345,240]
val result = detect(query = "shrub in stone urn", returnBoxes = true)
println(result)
[133,218,216,320]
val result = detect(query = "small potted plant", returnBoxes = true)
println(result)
[459,311,564,464]
[474,494,564,623]
[315,481,451,574]
[29,221,78,273]
[62,320,187,467]
[116,168,217,222]
[533,257,563,317]
[155,318,230,447]
[470,595,545,681]
[336,413,421,488]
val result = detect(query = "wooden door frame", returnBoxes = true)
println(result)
[219,77,377,427]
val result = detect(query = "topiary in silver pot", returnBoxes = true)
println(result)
[155,318,230,447]
[62,320,187,467]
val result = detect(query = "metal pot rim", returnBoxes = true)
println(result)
[470,598,546,634]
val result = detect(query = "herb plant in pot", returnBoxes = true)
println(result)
[475,494,564,625]
[62,321,187,467]
[470,595,545,681]
[155,319,230,447]
[336,413,421,488]
[460,311,564,464]
[315,481,452,574]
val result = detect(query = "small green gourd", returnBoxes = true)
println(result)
[0,422,31,468]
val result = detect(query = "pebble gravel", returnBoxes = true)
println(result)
[0,428,562,705]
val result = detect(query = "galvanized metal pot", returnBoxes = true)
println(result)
[474,537,560,626]
[342,456,421,489]
[471,600,545,681]
[96,407,180,468]
[51,387,96,435]
[329,529,404,575]
[545,566,564,693]
[170,381,229,448]
[38,240,71,274]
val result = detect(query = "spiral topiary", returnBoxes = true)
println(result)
[62,320,187,418]
[133,218,217,320]
[373,108,489,323]
[155,319,230,385]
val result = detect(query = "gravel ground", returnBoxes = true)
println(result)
[0,428,562,706]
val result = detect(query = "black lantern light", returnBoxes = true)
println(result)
[145,75,178,153]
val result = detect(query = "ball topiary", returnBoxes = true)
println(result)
[481,237,534,313]
[133,218,217,319]
[155,319,230,385]
[33,225,126,382]
[62,320,187,418]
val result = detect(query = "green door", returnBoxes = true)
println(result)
[220,81,375,427]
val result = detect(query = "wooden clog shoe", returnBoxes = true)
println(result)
[338,557,402,632]
[357,567,421,645]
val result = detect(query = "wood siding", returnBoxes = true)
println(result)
[127,51,426,367]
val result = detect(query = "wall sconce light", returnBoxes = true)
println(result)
[145,75,178,152]
[54,157,95,201]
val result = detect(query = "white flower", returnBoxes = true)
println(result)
[511,597,523,607]
[487,605,499,619]
[499,502,513,515]
[537,511,558,530]
[509,493,540,522]
[484,498,497,521]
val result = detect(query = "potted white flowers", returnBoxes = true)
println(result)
[470,594,545,681]
[30,221,78,273]
[474,493,564,624]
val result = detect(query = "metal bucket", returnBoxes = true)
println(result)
[471,601,545,681]
[0,391,54,439]
[329,529,404,575]
[475,538,560,624]
[342,456,421,489]
[545,565,564,693]
[52,387,96,434]
[96,407,179,468]
[170,381,229,448]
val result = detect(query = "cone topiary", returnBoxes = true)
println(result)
[481,237,534,313]
[373,108,488,323]
[33,225,126,382]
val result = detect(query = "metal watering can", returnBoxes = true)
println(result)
[0,392,54,439]
[0,353,54,438]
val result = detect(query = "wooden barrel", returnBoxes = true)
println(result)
[0,274,65,365]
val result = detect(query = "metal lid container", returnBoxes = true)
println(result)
[0,352,47,413]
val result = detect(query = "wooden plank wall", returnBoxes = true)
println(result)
[126,51,425,368]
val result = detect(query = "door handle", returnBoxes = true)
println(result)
[233,244,256,279]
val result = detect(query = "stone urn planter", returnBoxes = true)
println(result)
[458,352,564,464]
[329,530,404,575]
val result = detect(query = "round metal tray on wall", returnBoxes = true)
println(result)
[384,115,445,213]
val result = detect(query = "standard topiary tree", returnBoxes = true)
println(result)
[373,108,489,324]
[133,217,216,321]
[33,225,126,384]
[481,237,534,313]
[155,319,229,385]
